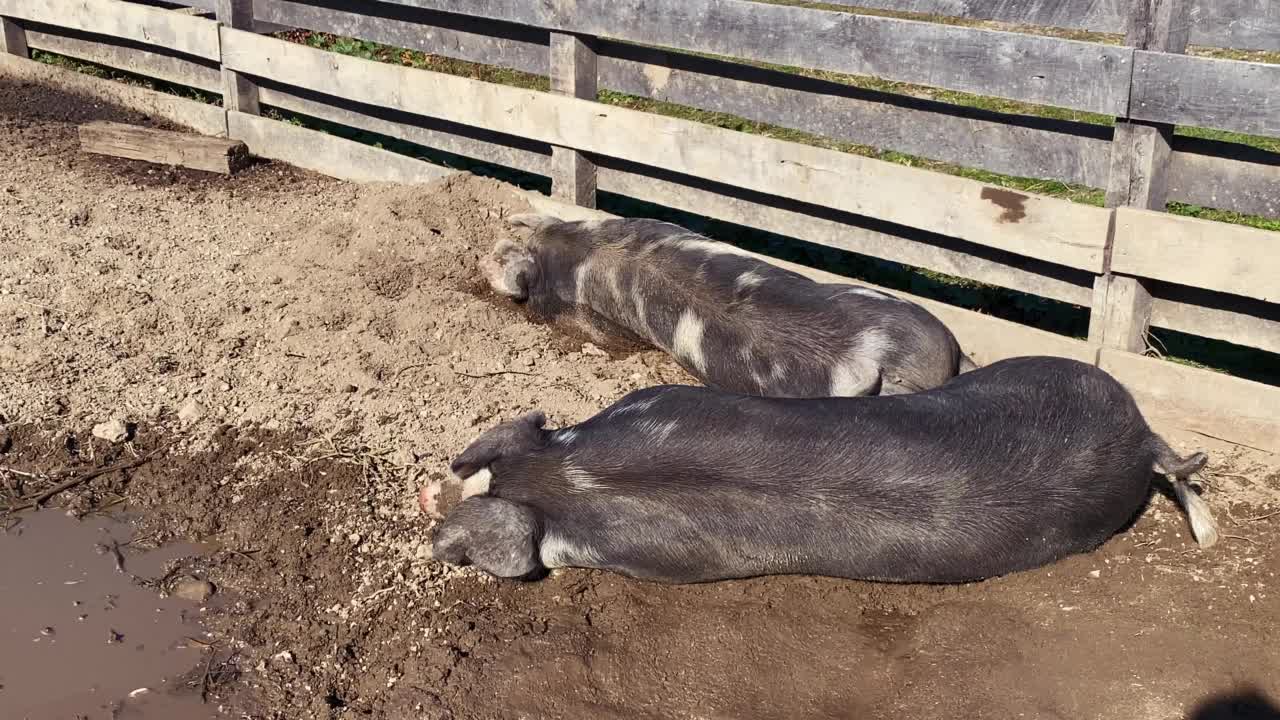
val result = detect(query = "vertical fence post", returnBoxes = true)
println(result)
[549,32,599,208]
[0,16,29,58]
[216,0,260,116]
[1088,0,1190,352]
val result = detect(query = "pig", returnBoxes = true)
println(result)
[423,356,1217,585]
[482,214,975,398]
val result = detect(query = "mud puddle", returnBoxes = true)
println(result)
[0,510,222,720]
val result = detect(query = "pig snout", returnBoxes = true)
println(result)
[482,238,537,301]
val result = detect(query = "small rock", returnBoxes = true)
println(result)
[220,382,232,392]
[67,206,91,227]
[581,343,607,357]
[91,419,129,444]
[1088,570,1101,579]
[173,577,216,604]
[177,399,207,425]
[272,316,300,341]
[342,384,359,394]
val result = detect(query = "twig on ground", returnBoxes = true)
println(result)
[454,369,537,379]
[1222,534,1259,545]
[1240,509,1280,523]
[1184,429,1270,454]
[5,444,171,514]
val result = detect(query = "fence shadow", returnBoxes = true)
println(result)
[1190,689,1280,720]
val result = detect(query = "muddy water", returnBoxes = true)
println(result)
[0,511,221,720]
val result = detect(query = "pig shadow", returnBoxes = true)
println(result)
[1189,689,1280,720]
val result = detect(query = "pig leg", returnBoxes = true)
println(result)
[432,496,542,578]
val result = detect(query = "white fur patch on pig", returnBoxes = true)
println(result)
[672,309,709,374]
[458,466,492,500]
[735,270,765,290]
[829,329,892,396]
[563,463,604,492]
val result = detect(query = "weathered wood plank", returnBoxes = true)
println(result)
[1099,348,1280,453]
[1151,296,1280,356]
[161,0,291,33]
[550,32,598,208]
[816,0,1124,33]
[595,162,1094,306]
[1168,143,1280,220]
[222,29,1113,270]
[596,44,1113,189]
[24,28,221,92]
[373,0,1134,115]
[0,51,226,134]
[0,0,221,60]
[255,83,551,175]
[227,110,454,183]
[1091,0,1187,352]
[255,0,548,73]
[1,16,27,56]
[1131,52,1280,137]
[217,1,260,115]
[1111,207,1280,303]
[78,120,248,173]
[254,0,1113,187]
[818,0,1280,52]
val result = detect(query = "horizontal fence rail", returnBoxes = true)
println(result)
[817,0,1280,52]
[1,0,1278,448]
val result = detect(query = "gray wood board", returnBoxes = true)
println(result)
[344,0,1137,114]
[255,82,551,175]
[255,0,548,73]
[254,1,1114,186]
[1131,51,1280,138]
[814,0,1280,52]
[597,44,1114,188]
[25,26,221,92]
[1169,139,1280,219]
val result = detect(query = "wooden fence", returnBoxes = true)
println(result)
[0,0,1278,449]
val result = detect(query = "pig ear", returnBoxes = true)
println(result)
[432,496,541,578]
[507,213,561,232]
[449,410,550,478]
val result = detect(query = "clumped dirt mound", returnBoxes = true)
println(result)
[3,79,1280,720]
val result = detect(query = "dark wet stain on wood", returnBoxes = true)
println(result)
[980,187,1029,223]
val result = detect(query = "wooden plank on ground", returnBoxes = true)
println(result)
[79,121,248,174]
[0,0,221,60]
[24,29,222,93]
[0,52,226,135]
[221,29,1113,271]
[1131,52,1280,137]
[1111,207,1280,303]
[369,0,1135,115]
[1099,348,1280,454]
[226,110,454,184]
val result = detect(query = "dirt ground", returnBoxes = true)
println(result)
[3,78,1280,720]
